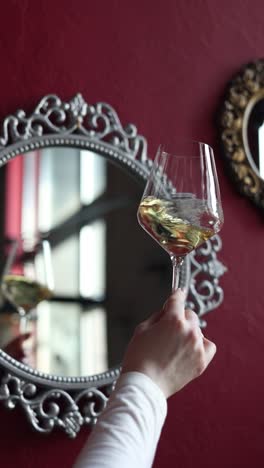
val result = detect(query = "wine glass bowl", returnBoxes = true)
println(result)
[137,142,224,290]
[1,236,54,332]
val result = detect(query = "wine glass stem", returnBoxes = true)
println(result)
[171,256,183,292]
[18,308,28,334]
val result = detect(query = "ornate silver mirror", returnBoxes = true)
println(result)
[219,59,264,212]
[0,94,226,437]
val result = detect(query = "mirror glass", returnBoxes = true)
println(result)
[245,97,264,180]
[0,148,171,377]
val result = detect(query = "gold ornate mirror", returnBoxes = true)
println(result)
[219,58,264,211]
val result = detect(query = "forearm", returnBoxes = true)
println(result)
[74,372,167,468]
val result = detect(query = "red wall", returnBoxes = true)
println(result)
[1,1,264,467]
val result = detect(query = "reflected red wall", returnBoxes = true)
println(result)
[1,1,264,467]
[5,158,23,239]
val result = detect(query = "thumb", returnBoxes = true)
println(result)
[141,308,166,329]
[163,289,186,320]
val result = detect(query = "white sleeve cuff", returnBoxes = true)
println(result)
[115,371,167,420]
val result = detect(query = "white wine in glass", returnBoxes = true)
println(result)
[1,237,54,333]
[137,141,224,291]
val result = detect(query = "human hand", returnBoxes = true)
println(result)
[122,289,216,398]
[3,332,32,362]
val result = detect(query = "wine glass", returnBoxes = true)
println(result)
[137,141,224,291]
[1,236,54,334]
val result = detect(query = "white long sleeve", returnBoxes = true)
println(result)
[74,372,167,468]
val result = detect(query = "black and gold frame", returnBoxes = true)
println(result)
[219,59,264,213]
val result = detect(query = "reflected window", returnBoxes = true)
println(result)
[21,148,108,376]
[258,121,264,179]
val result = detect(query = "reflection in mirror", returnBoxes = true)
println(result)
[246,97,264,180]
[0,148,171,377]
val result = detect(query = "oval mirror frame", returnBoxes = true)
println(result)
[0,94,226,437]
[219,58,264,212]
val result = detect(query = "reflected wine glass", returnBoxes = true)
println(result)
[137,141,224,291]
[1,236,54,334]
